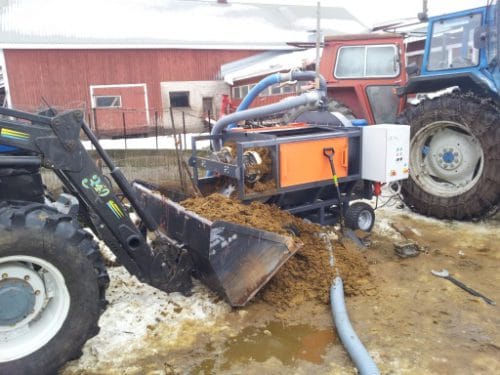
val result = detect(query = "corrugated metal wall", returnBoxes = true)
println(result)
[4,49,259,112]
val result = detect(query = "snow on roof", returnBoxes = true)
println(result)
[0,0,368,50]
[221,48,320,84]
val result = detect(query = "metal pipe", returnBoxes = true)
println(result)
[330,277,380,375]
[290,70,326,94]
[0,155,41,167]
[211,91,323,150]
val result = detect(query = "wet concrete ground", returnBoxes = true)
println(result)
[62,206,500,375]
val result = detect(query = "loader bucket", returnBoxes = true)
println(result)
[132,181,301,306]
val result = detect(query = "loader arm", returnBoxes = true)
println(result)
[0,107,191,292]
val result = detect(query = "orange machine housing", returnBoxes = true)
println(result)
[279,137,348,187]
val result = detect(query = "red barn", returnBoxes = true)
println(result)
[0,0,366,135]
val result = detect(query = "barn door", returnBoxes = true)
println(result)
[90,84,149,137]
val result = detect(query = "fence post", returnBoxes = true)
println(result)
[182,111,187,150]
[122,112,127,150]
[92,108,99,138]
[169,107,186,192]
[87,112,94,150]
[155,110,159,150]
[208,110,212,151]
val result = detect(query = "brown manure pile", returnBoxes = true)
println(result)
[181,194,372,308]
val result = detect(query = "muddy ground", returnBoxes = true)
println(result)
[62,197,499,375]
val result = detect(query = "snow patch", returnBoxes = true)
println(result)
[82,133,211,151]
[65,266,229,371]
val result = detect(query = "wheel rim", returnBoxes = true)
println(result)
[410,121,483,198]
[357,210,373,231]
[0,256,70,362]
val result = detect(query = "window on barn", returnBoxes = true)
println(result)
[95,96,122,108]
[270,84,282,95]
[241,86,249,98]
[169,91,190,107]
[233,86,241,99]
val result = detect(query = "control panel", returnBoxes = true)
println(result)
[361,124,410,183]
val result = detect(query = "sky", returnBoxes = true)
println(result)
[233,0,489,27]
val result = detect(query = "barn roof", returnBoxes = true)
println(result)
[0,0,368,50]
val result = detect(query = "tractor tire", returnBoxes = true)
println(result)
[283,99,355,124]
[398,93,499,219]
[345,202,375,232]
[326,99,356,120]
[0,201,109,375]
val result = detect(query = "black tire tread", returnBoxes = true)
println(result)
[397,92,500,220]
[0,201,109,374]
[284,98,355,123]
[345,202,375,232]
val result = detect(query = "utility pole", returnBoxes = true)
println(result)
[315,1,321,90]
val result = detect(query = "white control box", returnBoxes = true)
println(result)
[361,124,410,183]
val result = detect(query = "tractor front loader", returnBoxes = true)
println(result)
[0,107,299,374]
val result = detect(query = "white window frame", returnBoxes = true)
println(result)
[0,49,12,107]
[89,83,150,123]
[334,44,400,79]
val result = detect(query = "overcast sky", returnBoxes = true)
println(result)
[235,0,489,27]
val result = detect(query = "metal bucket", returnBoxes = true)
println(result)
[132,181,301,306]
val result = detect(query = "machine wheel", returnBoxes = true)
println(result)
[398,93,499,219]
[0,202,109,375]
[345,202,375,232]
[283,99,355,123]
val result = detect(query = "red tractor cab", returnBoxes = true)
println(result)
[319,33,407,124]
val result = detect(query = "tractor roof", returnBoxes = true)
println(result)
[324,33,404,42]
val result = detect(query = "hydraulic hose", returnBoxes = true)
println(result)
[224,70,326,130]
[211,91,323,150]
[235,73,282,114]
[330,277,380,375]
[235,71,327,113]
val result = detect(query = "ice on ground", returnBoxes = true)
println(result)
[64,266,229,372]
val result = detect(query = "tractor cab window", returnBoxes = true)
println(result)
[427,13,482,71]
[489,2,499,65]
[334,45,399,78]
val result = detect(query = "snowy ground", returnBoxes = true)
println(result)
[63,267,230,374]
[61,191,500,374]
[82,133,211,151]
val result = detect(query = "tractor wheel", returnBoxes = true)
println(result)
[345,202,375,232]
[0,202,109,375]
[398,93,500,219]
[326,99,356,120]
[283,99,355,124]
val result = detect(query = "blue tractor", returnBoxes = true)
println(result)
[398,1,499,219]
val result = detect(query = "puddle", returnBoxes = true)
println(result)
[219,322,335,369]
